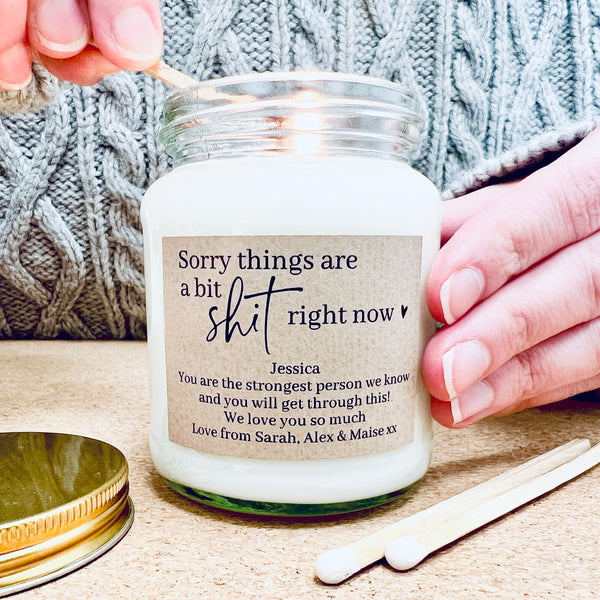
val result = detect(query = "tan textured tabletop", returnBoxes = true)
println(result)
[1,340,599,599]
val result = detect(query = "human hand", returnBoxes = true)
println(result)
[422,127,600,427]
[0,0,163,89]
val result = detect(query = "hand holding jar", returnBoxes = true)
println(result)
[0,0,163,89]
[423,126,600,427]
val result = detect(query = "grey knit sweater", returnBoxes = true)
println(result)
[1,0,599,339]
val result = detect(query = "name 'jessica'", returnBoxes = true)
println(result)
[270,362,321,375]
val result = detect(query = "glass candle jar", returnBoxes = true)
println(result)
[141,72,441,516]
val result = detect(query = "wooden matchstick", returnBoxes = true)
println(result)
[385,441,600,571]
[90,47,253,101]
[144,61,255,104]
[315,438,591,584]
[144,61,200,90]
[87,44,199,91]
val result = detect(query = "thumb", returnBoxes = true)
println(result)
[0,0,31,90]
[88,0,163,71]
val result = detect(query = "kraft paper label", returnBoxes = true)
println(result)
[162,235,425,460]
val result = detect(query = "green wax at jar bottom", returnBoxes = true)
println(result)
[163,478,420,517]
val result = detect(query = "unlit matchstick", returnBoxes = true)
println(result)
[315,438,591,584]
[385,441,600,570]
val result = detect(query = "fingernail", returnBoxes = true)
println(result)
[111,7,162,61]
[442,340,491,398]
[0,72,32,90]
[36,0,89,53]
[440,267,485,324]
[451,381,494,424]
[0,45,33,90]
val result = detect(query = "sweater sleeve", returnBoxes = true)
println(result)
[0,64,60,114]
[1,0,600,340]
[441,118,600,200]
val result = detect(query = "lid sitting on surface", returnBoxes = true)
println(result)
[0,432,134,596]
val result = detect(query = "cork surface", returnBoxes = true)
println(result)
[1,340,599,599]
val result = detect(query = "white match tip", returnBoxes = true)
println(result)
[385,534,429,571]
[316,546,360,584]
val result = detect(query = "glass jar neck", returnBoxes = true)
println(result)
[160,72,423,166]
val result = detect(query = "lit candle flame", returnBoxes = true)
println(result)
[292,132,321,154]
[290,92,323,154]
[291,111,322,131]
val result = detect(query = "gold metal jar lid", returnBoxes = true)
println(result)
[0,432,134,596]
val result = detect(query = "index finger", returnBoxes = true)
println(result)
[0,0,27,52]
[27,0,90,59]
[0,0,31,89]
[428,127,600,324]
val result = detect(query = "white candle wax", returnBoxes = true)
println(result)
[142,72,441,515]
[142,151,440,513]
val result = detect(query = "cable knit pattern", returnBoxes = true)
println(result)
[1,0,600,338]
